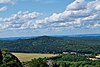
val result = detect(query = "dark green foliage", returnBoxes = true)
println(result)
[23,53,100,67]
[0,36,100,53]
[53,53,100,67]
[58,53,91,61]
[57,61,100,67]
[0,50,3,65]
[24,57,60,67]
[0,49,23,67]
[24,58,48,67]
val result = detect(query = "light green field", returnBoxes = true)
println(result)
[12,53,57,62]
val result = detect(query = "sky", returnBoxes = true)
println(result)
[0,0,100,37]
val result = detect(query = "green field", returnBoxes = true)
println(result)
[12,53,57,62]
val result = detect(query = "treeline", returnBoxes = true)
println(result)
[55,53,100,67]
[56,61,100,67]
[23,53,100,67]
[0,36,100,53]
[55,53,96,61]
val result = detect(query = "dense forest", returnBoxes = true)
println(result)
[0,36,100,54]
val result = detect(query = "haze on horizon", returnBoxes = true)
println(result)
[0,0,100,37]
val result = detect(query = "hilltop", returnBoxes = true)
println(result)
[0,36,100,54]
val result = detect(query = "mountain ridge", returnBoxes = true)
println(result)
[0,34,100,40]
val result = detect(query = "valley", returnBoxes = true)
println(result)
[0,35,100,67]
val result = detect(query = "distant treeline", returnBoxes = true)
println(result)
[0,36,100,54]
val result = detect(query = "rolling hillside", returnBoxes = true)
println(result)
[0,36,100,54]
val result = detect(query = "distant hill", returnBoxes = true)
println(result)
[53,34,100,38]
[0,36,37,40]
[0,35,100,54]
[0,34,100,40]
[67,34,100,37]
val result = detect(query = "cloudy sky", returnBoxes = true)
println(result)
[0,0,100,37]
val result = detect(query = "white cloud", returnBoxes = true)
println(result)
[0,0,15,4]
[0,11,42,30]
[0,0,100,31]
[67,0,87,10]
[0,6,7,12]
[38,0,100,30]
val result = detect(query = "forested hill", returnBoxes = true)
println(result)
[0,36,100,54]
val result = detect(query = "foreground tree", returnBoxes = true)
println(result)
[0,49,23,67]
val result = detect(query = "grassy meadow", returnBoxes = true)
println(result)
[12,53,57,62]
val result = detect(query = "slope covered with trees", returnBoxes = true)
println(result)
[0,36,100,53]
[0,49,23,67]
